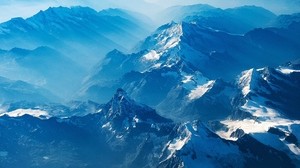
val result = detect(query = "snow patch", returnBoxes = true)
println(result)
[167,126,192,160]
[188,80,215,100]
[168,135,191,151]
[43,156,50,160]
[143,50,161,61]
[182,75,193,84]
[238,69,253,96]
[152,63,162,69]
[241,99,279,119]
[217,119,300,142]
[277,68,300,75]
[181,71,208,91]
[0,109,50,119]
[102,122,113,131]
[287,144,300,155]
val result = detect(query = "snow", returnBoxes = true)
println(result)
[133,115,139,123]
[241,99,279,119]
[182,75,193,84]
[164,35,181,50]
[43,156,50,160]
[168,134,191,151]
[0,109,50,119]
[188,80,215,100]
[217,118,300,142]
[238,69,253,96]
[102,122,113,131]
[156,23,183,52]
[132,115,139,128]
[277,68,300,75]
[166,125,192,160]
[180,123,243,168]
[143,50,160,61]
[287,144,300,155]
[152,63,162,69]
[181,71,209,91]
[216,116,300,155]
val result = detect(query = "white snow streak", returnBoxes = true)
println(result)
[0,109,50,119]
[188,80,215,100]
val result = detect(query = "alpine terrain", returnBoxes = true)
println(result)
[0,2,299,168]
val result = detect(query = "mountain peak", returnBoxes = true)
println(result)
[139,21,182,52]
[106,88,134,117]
[114,88,128,101]
[30,6,97,22]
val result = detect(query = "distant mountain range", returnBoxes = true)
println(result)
[159,5,277,33]
[0,6,154,68]
[0,46,84,98]
[0,76,57,104]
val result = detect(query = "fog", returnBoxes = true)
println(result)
[0,0,299,22]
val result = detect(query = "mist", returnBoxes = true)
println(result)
[0,0,300,22]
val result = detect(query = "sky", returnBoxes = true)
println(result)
[0,0,299,22]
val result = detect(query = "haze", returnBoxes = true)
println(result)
[0,0,299,22]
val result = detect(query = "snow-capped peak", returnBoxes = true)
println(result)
[140,22,183,63]
[238,68,254,96]
[155,22,183,52]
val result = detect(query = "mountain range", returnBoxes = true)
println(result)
[0,4,299,168]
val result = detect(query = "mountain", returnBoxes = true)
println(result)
[271,13,300,28]
[79,20,300,121]
[98,8,154,30]
[163,121,295,168]
[225,5,276,28]
[0,89,297,167]
[0,89,176,167]
[0,6,153,68]
[0,46,85,99]
[211,62,300,162]
[158,4,216,23]
[233,61,300,120]
[159,5,276,34]
[0,76,57,104]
